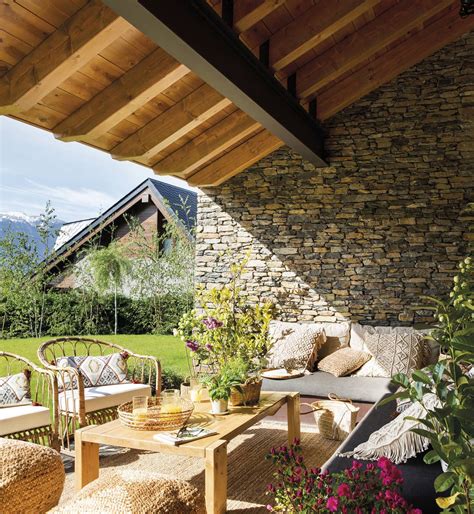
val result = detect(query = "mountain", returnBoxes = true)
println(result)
[0,212,64,260]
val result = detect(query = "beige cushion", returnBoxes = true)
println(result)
[50,469,205,514]
[58,382,151,413]
[316,321,351,360]
[317,348,371,377]
[0,404,51,436]
[351,324,429,378]
[268,321,326,370]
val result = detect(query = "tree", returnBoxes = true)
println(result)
[88,242,131,334]
[0,202,59,338]
[124,202,195,333]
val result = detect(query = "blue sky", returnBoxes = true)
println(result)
[0,117,193,222]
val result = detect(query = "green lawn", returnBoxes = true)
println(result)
[0,334,189,376]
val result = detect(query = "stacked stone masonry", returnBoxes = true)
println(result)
[195,33,474,325]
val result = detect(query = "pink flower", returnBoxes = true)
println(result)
[326,497,339,512]
[408,509,422,514]
[337,483,351,498]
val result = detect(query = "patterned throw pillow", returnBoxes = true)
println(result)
[353,325,429,378]
[317,348,371,377]
[0,371,31,407]
[267,321,326,370]
[56,353,128,389]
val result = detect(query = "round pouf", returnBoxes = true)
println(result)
[0,438,65,513]
[51,469,205,514]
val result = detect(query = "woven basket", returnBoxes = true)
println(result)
[229,380,262,407]
[118,397,194,431]
[302,394,359,441]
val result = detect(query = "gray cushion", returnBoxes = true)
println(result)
[262,371,396,403]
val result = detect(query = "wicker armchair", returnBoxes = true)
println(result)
[0,351,59,450]
[38,337,161,450]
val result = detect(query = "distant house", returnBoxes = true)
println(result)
[46,178,197,290]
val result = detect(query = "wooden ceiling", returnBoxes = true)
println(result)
[1,0,473,186]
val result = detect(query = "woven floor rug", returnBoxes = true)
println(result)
[60,421,341,512]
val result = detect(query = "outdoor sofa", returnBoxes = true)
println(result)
[263,320,442,512]
[262,321,438,403]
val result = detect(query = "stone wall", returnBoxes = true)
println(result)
[195,33,474,325]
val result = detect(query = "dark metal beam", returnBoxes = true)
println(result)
[221,0,234,27]
[309,98,318,119]
[287,73,297,98]
[259,40,270,67]
[103,0,326,167]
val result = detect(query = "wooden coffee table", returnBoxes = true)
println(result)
[75,391,300,514]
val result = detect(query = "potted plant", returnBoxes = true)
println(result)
[203,365,240,415]
[224,357,263,407]
[176,254,275,405]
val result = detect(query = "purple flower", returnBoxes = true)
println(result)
[205,343,213,351]
[202,317,223,329]
[185,340,199,352]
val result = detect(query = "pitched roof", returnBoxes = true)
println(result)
[54,218,95,251]
[52,179,197,258]
[150,179,197,230]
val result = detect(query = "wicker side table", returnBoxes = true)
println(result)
[0,438,65,514]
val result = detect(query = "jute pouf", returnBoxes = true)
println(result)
[50,469,205,514]
[0,438,65,514]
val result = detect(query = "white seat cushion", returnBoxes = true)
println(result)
[0,405,51,436]
[58,382,151,413]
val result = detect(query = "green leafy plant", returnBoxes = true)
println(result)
[382,255,474,513]
[176,254,275,375]
[202,361,242,401]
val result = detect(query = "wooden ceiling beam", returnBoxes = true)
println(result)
[269,0,379,72]
[187,129,282,186]
[103,0,326,167]
[298,0,454,100]
[218,0,286,33]
[112,83,232,162]
[154,110,261,176]
[0,0,128,114]
[318,5,474,121]
[54,48,189,141]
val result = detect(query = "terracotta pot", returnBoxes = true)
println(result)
[229,379,262,407]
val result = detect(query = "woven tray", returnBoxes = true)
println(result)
[118,397,194,431]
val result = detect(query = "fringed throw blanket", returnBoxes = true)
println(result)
[339,393,440,464]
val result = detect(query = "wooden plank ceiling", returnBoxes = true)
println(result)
[1,0,473,186]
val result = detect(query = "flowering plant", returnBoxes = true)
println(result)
[266,440,422,513]
[176,255,275,375]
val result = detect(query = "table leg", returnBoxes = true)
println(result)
[75,427,99,491]
[287,393,301,444]
[205,439,228,514]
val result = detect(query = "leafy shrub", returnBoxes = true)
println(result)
[1,289,193,338]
